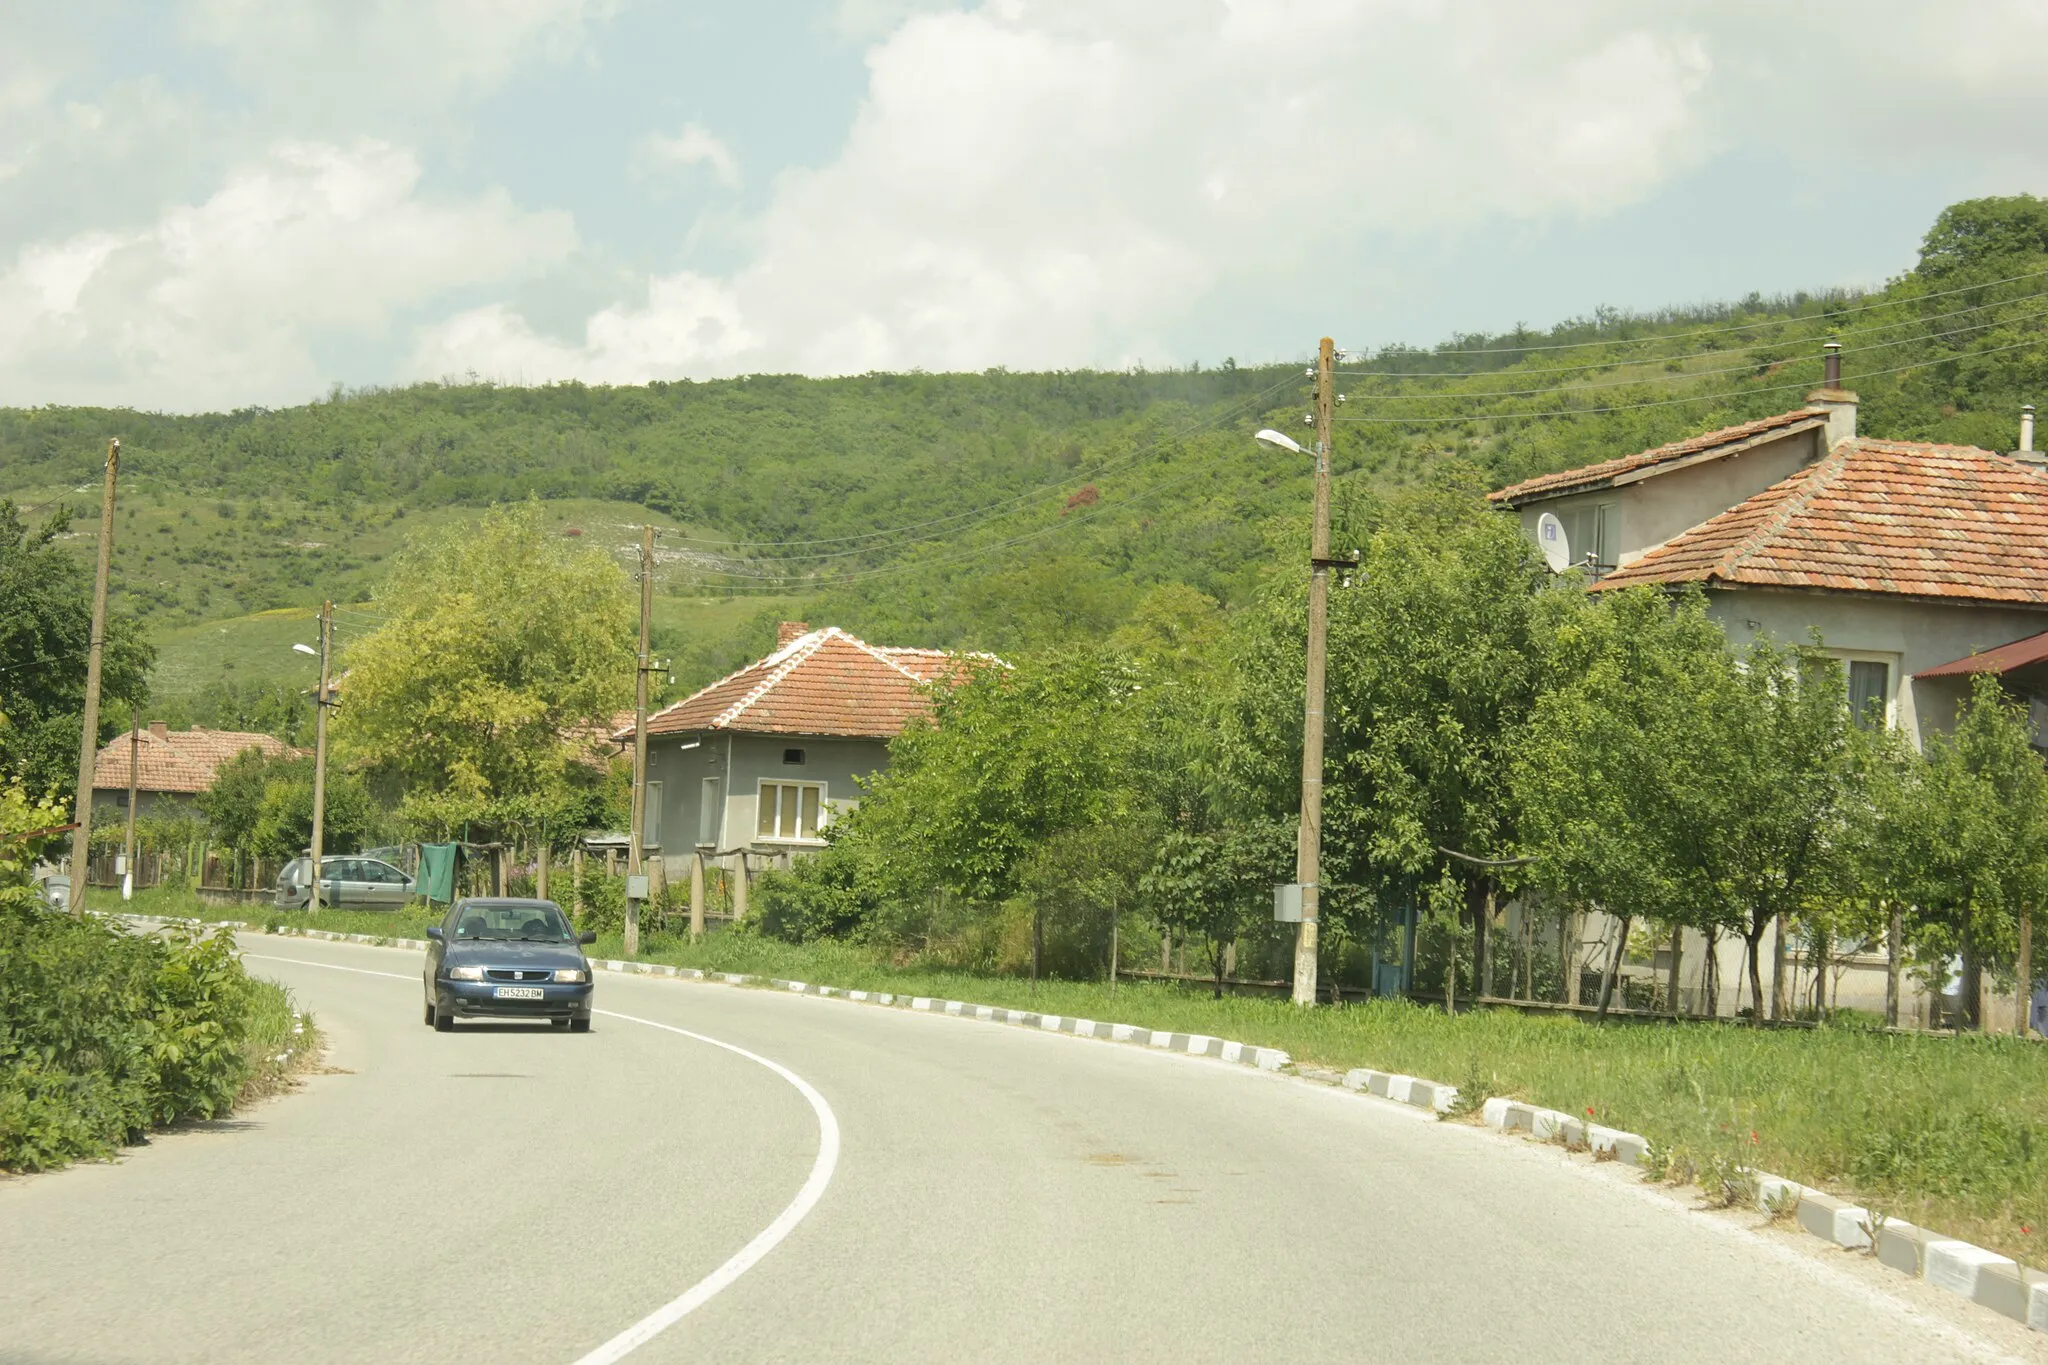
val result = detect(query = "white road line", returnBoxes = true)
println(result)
[242,952,842,1363]
[571,1010,840,1364]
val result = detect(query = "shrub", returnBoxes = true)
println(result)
[0,903,260,1170]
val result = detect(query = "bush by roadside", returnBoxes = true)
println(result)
[0,900,321,1172]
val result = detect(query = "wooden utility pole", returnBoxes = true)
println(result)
[1291,337,1337,1005]
[2017,908,2034,1035]
[122,719,139,901]
[626,526,653,957]
[309,601,332,911]
[67,439,120,914]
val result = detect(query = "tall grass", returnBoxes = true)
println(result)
[236,980,322,1105]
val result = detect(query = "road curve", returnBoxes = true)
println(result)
[1,933,2041,1365]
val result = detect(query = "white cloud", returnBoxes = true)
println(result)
[179,0,620,126]
[420,0,1720,381]
[0,142,575,409]
[636,124,741,189]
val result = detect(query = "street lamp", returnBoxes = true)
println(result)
[1254,428,1307,457]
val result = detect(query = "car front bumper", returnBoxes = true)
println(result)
[436,979,594,1020]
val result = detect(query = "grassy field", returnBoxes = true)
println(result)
[112,888,2048,1264]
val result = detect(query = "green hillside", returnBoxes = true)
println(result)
[8,194,2048,711]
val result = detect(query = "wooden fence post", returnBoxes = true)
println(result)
[571,844,585,921]
[689,853,705,940]
[648,855,668,933]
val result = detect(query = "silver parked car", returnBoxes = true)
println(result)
[36,875,70,910]
[275,856,415,910]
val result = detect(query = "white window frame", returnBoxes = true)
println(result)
[756,780,828,845]
[1832,649,1900,730]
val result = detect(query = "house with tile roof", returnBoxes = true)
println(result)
[1490,351,2048,1026]
[91,722,299,819]
[1493,347,2048,750]
[618,623,981,881]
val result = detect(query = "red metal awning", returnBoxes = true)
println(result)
[1917,629,2048,678]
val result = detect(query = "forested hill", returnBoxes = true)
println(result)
[6,194,2048,698]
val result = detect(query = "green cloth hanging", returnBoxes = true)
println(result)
[418,843,460,904]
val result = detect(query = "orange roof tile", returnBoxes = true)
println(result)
[1490,408,1829,506]
[1594,439,2048,605]
[92,726,297,795]
[626,628,983,741]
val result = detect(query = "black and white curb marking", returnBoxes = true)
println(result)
[121,913,2048,1334]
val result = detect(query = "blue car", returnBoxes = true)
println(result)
[423,898,597,1032]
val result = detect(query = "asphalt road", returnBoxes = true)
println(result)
[3,933,2042,1365]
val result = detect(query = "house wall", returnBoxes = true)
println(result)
[90,789,200,822]
[1707,588,2048,749]
[1515,427,1823,568]
[645,731,891,876]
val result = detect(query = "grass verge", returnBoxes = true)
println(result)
[235,979,324,1107]
[111,890,2048,1263]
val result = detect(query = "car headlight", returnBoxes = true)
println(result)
[552,968,589,983]
[446,965,486,981]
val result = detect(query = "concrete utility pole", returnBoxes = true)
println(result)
[67,439,120,915]
[1291,338,1337,1005]
[122,719,139,901]
[309,600,332,911]
[626,525,653,958]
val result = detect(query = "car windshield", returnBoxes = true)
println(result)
[451,903,574,942]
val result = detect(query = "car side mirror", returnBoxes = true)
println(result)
[425,926,443,941]
[579,931,596,945]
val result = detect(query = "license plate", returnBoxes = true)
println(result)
[493,986,545,1000]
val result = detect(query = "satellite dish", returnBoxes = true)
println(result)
[1536,512,1571,574]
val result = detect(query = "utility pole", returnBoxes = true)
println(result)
[67,439,119,915]
[1291,338,1337,1005]
[309,600,332,911]
[626,525,653,958]
[122,718,139,901]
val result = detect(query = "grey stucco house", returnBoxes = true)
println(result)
[621,623,960,887]
[1489,349,2048,1025]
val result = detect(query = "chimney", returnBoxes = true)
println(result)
[2024,403,2037,455]
[1806,339,1858,449]
[148,721,168,739]
[776,621,811,647]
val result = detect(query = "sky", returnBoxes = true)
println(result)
[4,0,2047,413]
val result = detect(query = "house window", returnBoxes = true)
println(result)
[698,777,722,848]
[1847,659,1890,730]
[1558,500,1617,569]
[783,747,806,765]
[757,781,824,842]
[641,781,662,850]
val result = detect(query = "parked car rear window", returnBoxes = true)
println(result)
[453,904,574,941]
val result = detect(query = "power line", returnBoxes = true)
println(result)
[1336,263,2048,362]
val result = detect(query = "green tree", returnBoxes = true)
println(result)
[1881,676,2048,1028]
[334,501,633,837]
[842,647,1142,959]
[1234,480,1566,992]
[1917,194,2048,277]
[199,749,373,861]
[1516,587,1730,1009]
[0,501,153,795]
